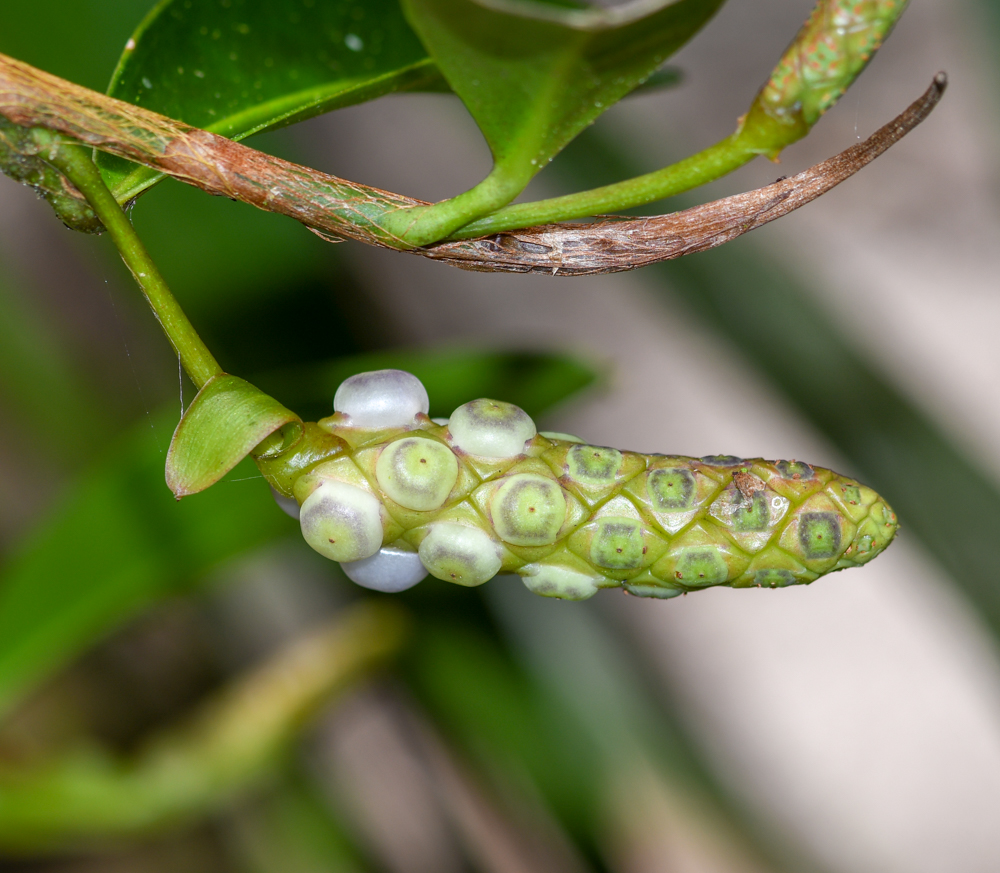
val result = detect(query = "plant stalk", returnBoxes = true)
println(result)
[451,134,755,239]
[37,132,222,389]
[0,56,943,274]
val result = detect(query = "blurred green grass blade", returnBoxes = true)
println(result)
[257,347,599,421]
[406,618,605,850]
[401,584,817,873]
[0,412,289,722]
[0,603,406,850]
[100,0,444,202]
[556,127,1000,636]
[241,775,372,873]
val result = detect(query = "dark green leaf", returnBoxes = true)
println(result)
[165,374,301,498]
[398,0,724,216]
[99,0,446,202]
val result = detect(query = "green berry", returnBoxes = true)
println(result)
[418,522,502,586]
[299,479,383,563]
[376,436,458,511]
[490,473,567,546]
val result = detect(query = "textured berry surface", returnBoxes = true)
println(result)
[290,373,898,599]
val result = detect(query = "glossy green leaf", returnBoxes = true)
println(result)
[384,0,725,242]
[165,373,301,498]
[99,0,446,203]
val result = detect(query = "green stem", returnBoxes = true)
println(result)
[381,160,530,246]
[449,133,757,239]
[36,132,222,389]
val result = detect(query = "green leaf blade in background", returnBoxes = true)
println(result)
[0,414,290,723]
[256,347,599,422]
[100,0,447,203]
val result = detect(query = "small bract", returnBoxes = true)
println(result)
[418,523,501,586]
[299,479,383,563]
[448,398,536,458]
[333,369,429,429]
[341,547,427,593]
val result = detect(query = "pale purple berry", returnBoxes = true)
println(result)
[341,547,427,592]
[333,369,429,429]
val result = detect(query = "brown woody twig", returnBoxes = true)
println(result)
[0,53,945,276]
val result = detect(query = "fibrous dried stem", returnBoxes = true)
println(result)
[0,53,945,275]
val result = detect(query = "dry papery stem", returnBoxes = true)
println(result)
[0,54,945,276]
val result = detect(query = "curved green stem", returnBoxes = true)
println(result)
[36,131,222,389]
[450,132,758,239]
[381,160,530,246]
